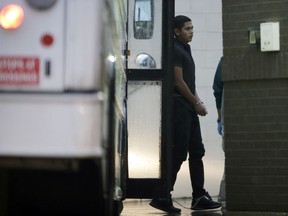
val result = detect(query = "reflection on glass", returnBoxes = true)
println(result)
[135,53,156,69]
[127,81,161,178]
[134,0,154,39]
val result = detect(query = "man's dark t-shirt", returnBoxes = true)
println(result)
[174,39,196,111]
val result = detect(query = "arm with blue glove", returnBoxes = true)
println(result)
[213,58,223,136]
[217,118,223,135]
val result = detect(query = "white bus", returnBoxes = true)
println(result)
[0,0,174,215]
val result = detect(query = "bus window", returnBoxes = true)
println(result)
[134,0,153,39]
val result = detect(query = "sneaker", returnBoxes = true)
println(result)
[149,197,181,214]
[191,195,222,211]
[204,191,212,200]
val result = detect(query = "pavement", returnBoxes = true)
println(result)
[121,198,225,216]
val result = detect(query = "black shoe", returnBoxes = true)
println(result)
[149,198,181,214]
[191,195,222,211]
[204,191,212,200]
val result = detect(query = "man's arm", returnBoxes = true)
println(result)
[174,66,207,116]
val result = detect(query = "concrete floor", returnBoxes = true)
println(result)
[121,198,224,216]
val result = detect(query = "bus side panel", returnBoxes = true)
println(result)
[64,0,104,90]
[0,94,103,157]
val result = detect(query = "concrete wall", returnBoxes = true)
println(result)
[173,0,224,198]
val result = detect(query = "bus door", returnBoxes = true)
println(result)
[125,0,174,198]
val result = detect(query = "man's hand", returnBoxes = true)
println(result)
[194,102,208,116]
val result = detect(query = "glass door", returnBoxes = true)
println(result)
[125,0,175,198]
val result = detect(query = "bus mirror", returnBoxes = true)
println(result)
[134,0,154,39]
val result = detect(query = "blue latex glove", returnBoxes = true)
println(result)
[217,121,223,135]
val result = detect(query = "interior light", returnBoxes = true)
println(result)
[0,4,24,30]
[135,53,156,69]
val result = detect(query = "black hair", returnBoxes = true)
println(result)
[174,15,191,30]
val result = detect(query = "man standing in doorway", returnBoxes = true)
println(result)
[149,15,222,213]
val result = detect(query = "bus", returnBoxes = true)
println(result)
[0,0,174,215]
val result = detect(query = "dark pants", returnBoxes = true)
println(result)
[170,99,206,198]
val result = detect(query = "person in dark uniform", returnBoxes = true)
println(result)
[213,57,226,202]
[149,15,222,213]
[213,57,223,136]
